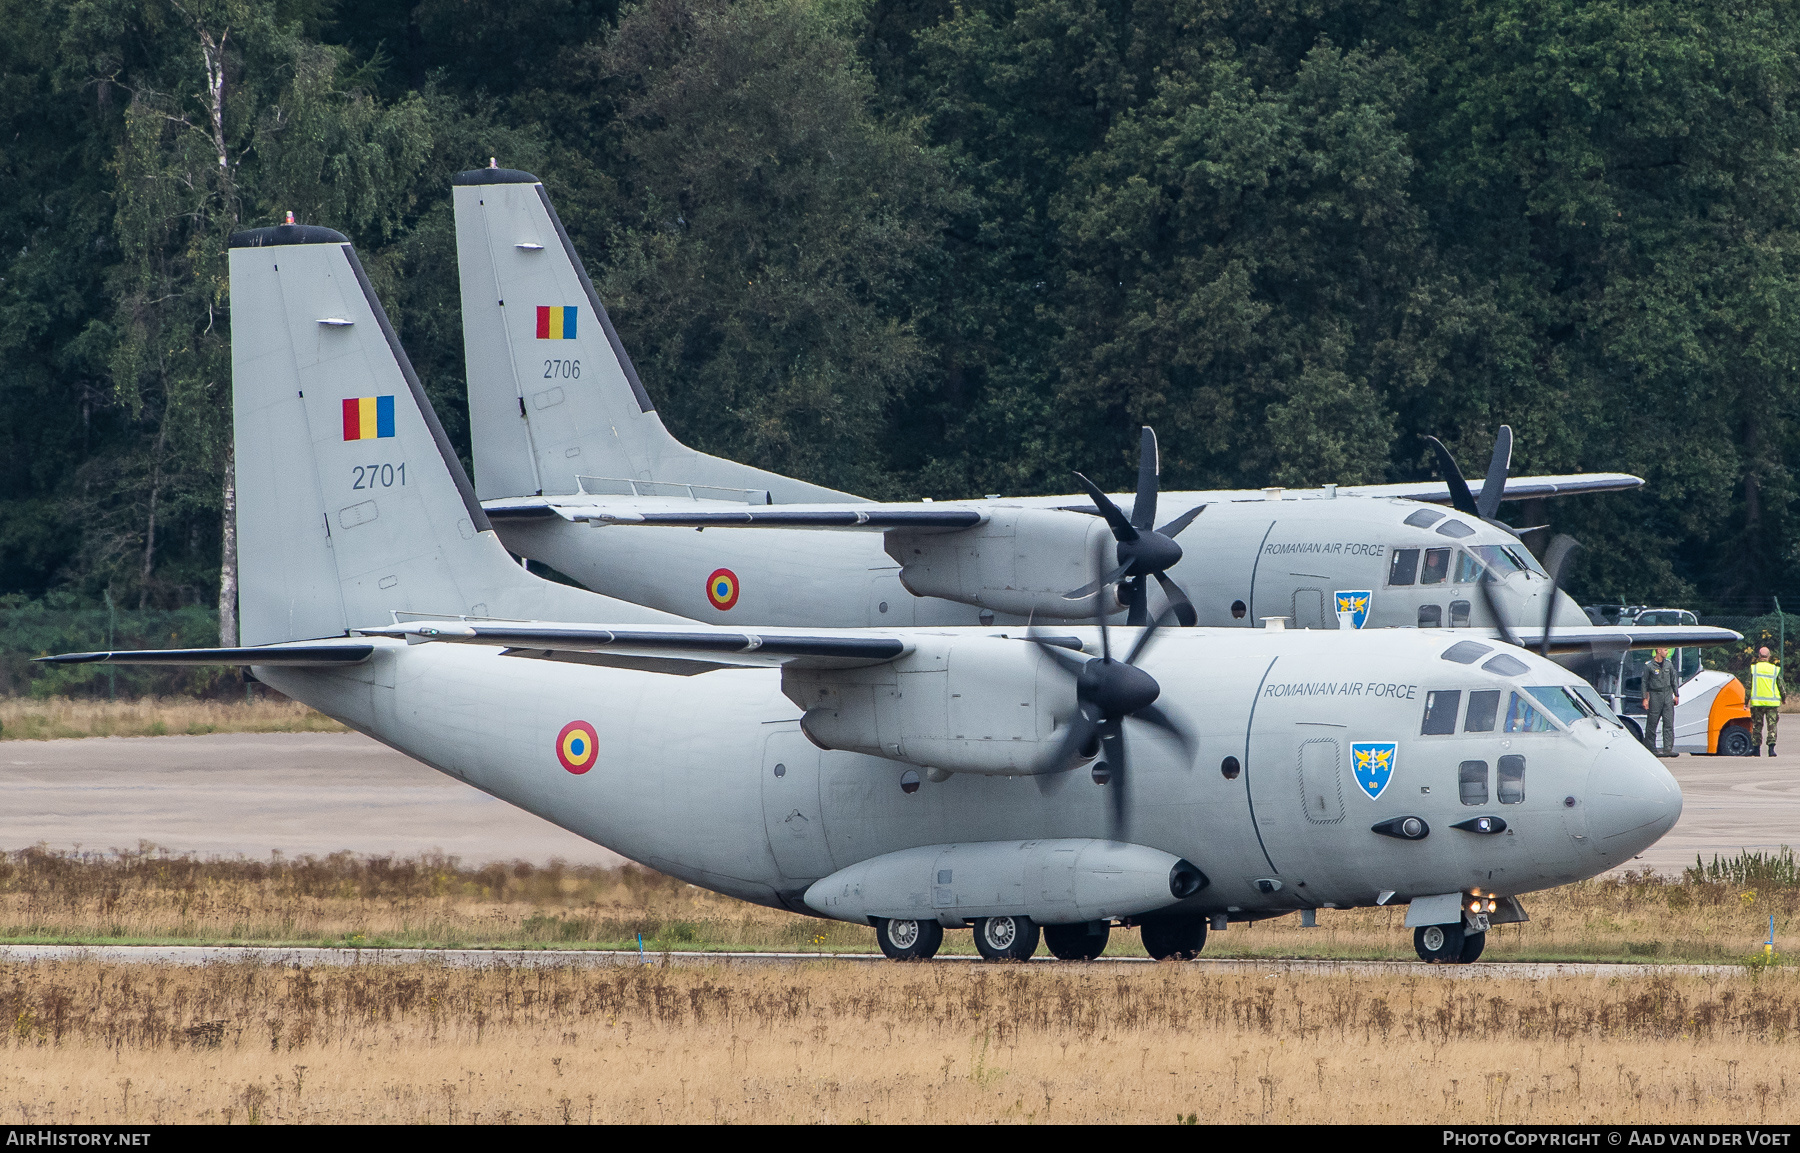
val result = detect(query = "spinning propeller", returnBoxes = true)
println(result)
[1030,578,1194,833]
[1066,427,1206,627]
[1477,531,1582,659]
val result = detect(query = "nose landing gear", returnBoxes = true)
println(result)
[1414,923,1486,963]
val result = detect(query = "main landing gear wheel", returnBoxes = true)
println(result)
[973,915,1040,961]
[1414,922,1467,963]
[1043,921,1111,961]
[1140,915,1207,960]
[874,917,944,961]
[1459,930,1486,964]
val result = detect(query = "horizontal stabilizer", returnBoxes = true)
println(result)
[357,621,908,669]
[1511,625,1740,655]
[37,644,375,666]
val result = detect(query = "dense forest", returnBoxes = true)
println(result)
[4,0,1799,627]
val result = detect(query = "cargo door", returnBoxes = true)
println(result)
[761,727,836,882]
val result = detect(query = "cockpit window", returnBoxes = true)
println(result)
[1570,684,1623,727]
[1468,545,1524,578]
[1388,549,1420,586]
[1465,689,1502,732]
[1454,551,1484,583]
[1504,692,1556,732]
[1483,653,1531,677]
[1404,508,1445,529]
[1421,690,1462,735]
[1506,545,1548,577]
[1441,640,1494,664]
[1436,519,1477,539]
[1420,547,1451,585]
[1525,685,1588,727]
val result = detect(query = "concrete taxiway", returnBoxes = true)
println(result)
[0,943,1754,978]
[0,731,1791,871]
[0,730,623,865]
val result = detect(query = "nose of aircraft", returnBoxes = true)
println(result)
[1586,739,1682,861]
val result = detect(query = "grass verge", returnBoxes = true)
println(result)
[1,957,1795,1122]
[0,695,345,740]
[0,846,1794,965]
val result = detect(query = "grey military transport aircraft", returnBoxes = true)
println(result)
[448,166,1730,662]
[46,221,1689,964]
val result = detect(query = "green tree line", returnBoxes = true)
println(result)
[4,0,1799,625]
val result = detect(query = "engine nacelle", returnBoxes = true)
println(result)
[804,838,1207,926]
[782,635,1077,776]
[885,508,1114,619]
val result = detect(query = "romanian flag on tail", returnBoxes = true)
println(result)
[342,395,396,441]
[536,306,578,339]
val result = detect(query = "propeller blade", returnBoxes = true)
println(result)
[1063,560,1133,601]
[1124,575,1150,627]
[1124,606,1178,666]
[1537,533,1582,659]
[1157,505,1206,538]
[1029,632,1090,677]
[1073,472,1139,541]
[1035,711,1100,776]
[1425,436,1480,518]
[1153,571,1198,628]
[1130,702,1195,759]
[1477,571,1524,649]
[1477,425,1513,521]
[1131,426,1159,532]
[1100,718,1128,832]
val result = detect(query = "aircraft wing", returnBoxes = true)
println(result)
[357,620,912,671]
[570,504,986,530]
[481,470,1644,529]
[1341,473,1644,504]
[1508,624,1740,655]
[480,495,984,531]
[37,644,375,666]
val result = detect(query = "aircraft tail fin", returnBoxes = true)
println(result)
[452,167,858,503]
[228,222,684,645]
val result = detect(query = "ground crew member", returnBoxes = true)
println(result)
[1641,648,1680,757]
[1749,645,1783,757]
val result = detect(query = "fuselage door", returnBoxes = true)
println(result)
[761,727,837,883]
[1298,736,1346,824]
[1292,589,1329,630]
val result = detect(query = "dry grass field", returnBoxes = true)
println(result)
[0,957,1795,1123]
[0,696,344,741]
[1,847,1795,964]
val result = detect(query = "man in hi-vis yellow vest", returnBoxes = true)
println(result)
[1750,646,1783,757]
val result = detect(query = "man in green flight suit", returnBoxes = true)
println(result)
[1641,648,1680,758]
[1749,646,1783,757]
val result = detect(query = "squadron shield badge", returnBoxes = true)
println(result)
[1334,591,1372,629]
[1350,742,1398,800]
